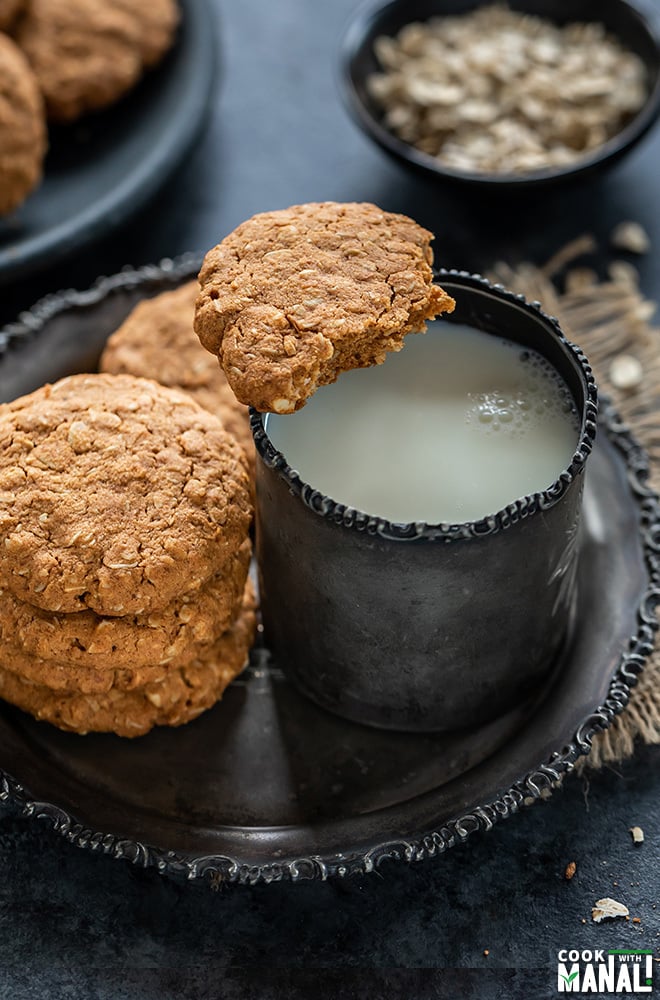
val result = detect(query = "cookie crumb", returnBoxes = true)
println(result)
[629,826,644,844]
[565,861,577,880]
[632,917,642,924]
[483,949,489,957]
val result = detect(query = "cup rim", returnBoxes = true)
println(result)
[250,270,599,541]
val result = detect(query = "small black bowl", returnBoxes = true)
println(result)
[339,0,660,193]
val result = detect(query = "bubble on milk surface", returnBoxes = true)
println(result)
[466,347,579,435]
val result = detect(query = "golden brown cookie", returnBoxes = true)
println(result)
[194,201,455,413]
[100,282,254,472]
[0,374,252,616]
[114,0,179,68]
[0,0,23,30]
[0,642,168,695]
[0,582,257,737]
[0,550,252,695]
[0,32,46,216]
[0,538,251,677]
[13,0,142,123]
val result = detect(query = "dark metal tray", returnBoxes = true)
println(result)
[0,0,217,286]
[0,259,658,887]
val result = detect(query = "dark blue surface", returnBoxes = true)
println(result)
[0,744,659,996]
[0,0,659,995]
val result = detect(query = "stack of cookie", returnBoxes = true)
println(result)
[0,373,255,737]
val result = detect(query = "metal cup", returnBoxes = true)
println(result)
[251,272,598,731]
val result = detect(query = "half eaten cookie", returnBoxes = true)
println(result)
[194,201,455,413]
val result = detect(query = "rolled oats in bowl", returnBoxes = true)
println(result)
[366,4,649,176]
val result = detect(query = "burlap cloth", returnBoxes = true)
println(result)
[488,235,660,771]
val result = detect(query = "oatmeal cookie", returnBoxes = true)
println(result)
[0,374,252,615]
[0,582,257,736]
[100,282,254,472]
[0,538,251,675]
[194,201,455,413]
[0,0,23,30]
[14,0,142,122]
[0,32,46,215]
[0,641,168,695]
[114,0,179,68]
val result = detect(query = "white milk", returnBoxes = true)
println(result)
[266,321,581,524]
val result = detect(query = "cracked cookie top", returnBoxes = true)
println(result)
[194,201,455,413]
[0,374,252,615]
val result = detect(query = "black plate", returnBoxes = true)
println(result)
[0,0,217,286]
[0,260,658,886]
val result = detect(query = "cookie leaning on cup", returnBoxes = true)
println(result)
[194,201,455,413]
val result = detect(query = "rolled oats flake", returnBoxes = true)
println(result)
[592,897,630,923]
[609,354,643,391]
[610,221,651,255]
[367,4,648,175]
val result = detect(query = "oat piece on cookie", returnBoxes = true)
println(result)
[0,32,46,216]
[13,0,178,123]
[194,201,455,413]
[0,582,257,737]
[0,374,252,616]
[100,281,253,470]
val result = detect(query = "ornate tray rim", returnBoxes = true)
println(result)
[0,257,659,888]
